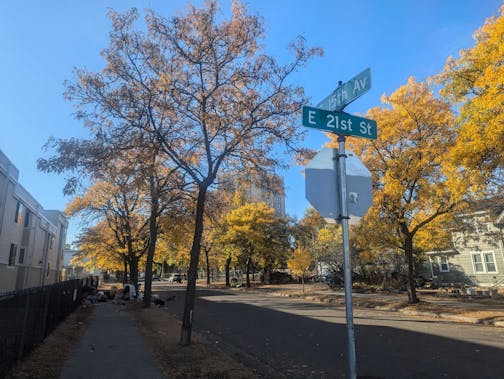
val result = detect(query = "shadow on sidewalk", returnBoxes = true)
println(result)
[59,302,165,379]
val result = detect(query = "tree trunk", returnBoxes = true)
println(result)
[225,257,231,287]
[205,247,211,286]
[381,272,387,290]
[245,255,251,288]
[180,184,207,346]
[263,268,270,284]
[404,234,419,304]
[122,259,128,285]
[143,176,159,308]
[129,256,140,296]
[302,274,305,293]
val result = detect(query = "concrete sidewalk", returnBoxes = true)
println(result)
[59,302,165,379]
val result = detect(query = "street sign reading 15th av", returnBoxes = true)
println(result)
[317,68,371,111]
[302,106,377,140]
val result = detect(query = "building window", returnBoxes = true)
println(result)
[49,235,55,249]
[471,251,497,273]
[474,219,491,234]
[14,202,24,224]
[484,252,497,272]
[438,256,450,272]
[472,254,484,273]
[8,243,17,266]
[24,210,31,227]
[19,247,25,264]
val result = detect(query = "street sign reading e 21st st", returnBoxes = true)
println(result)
[302,106,377,140]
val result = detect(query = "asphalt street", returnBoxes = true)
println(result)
[154,284,504,378]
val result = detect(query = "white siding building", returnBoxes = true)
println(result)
[0,149,68,293]
[426,204,504,288]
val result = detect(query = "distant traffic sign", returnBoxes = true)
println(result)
[317,68,371,111]
[302,106,377,140]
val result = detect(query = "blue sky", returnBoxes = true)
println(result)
[0,0,501,243]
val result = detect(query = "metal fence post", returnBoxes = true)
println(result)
[17,290,31,361]
[41,285,51,339]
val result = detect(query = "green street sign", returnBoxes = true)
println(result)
[302,106,377,140]
[317,68,371,111]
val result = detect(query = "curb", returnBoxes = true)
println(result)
[381,304,504,327]
[259,290,504,328]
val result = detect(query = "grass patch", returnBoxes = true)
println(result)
[129,303,256,379]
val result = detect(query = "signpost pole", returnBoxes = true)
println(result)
[335,134,357,379]
[305,69,375,379]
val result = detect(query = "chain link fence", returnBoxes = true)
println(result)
[0,277,97,377]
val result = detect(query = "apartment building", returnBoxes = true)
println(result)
[244,174,286,218]
[0,149,68,293]
[223,172,286,217]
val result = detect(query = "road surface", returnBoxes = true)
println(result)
[154,284,504,378]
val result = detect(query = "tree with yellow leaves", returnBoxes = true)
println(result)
[200,188,238,285]
[292,208,326,250]
[311,225,344,282]
[218,202,290,287]
[72,221,127,276]
[338,77,458,303]
[437,5,504,196]
[65,178,149,289]
[155,201,194,271]
[291,209,346,282]
[63,149,186,307]
[287,247,312,293]
[40,0,320,344]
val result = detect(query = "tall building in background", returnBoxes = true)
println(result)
[240,173,286,217]
[0,149,68,293]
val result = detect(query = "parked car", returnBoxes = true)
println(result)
[167,273,183,283]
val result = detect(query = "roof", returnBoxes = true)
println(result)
[456,198,504,225]
[495,209,504,225]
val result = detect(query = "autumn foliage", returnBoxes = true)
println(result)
[37,0,504,337]
[438,4,504,195]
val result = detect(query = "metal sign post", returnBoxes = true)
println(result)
[334,136,356,379]
[303,69,376,379]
